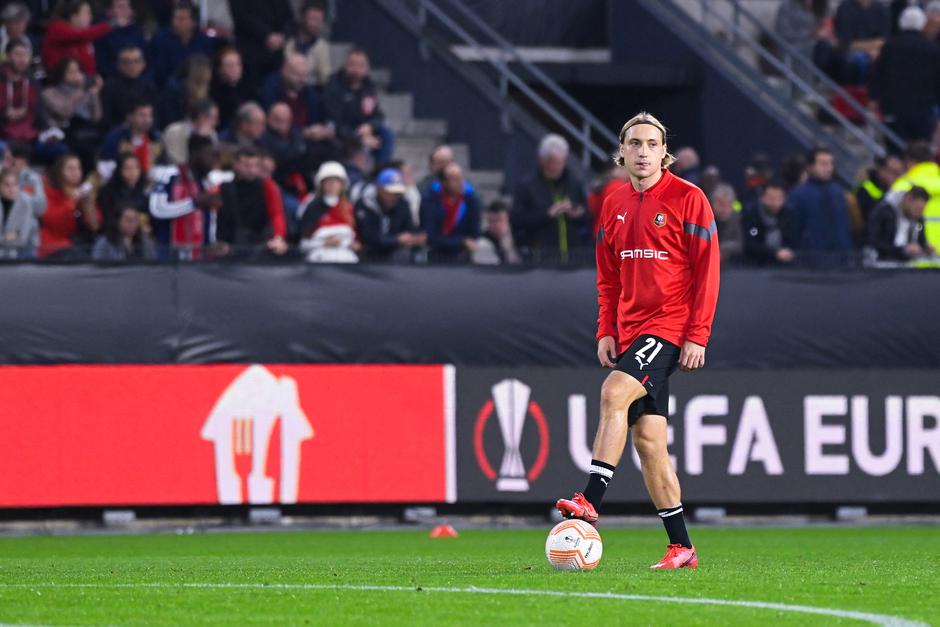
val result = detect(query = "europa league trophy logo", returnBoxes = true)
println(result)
[492,379,531,491]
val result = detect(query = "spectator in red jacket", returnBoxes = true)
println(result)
[40,153,97,257]
[0,40,37,143]
[42,0,111,76]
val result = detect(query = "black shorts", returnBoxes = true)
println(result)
[614,334,680,426]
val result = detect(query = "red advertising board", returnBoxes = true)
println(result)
[0,365,454,507]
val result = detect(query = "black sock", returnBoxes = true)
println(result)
[657,503,692,549]
[582,459,615,507]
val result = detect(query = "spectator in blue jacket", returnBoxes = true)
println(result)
[788,148,853,252]
[95,0,147,79]
[147,2,214,87]
[421,162,481,262]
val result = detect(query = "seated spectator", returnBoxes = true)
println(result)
[285,0,332,87]
[149,135,223,258]
[97,152,149,224]
[219,146,288,257]
[742,180,797,265]
[890,140,940,251]
[512,134,588,258]
[420,162,481,262]
[297,160,359,263]
[788,148,853,252]
[99,99,161,179]
[42,0,110,76]
[867,186,935,261]
[3,142,46,219]
[355,167,426,260]
[41,57,102,171]
[0,166,38,258]
[324,49,394,164]
[871,7,940,142]
[472,199,521,265]
[587,164,629,233]
[259,101,309,194]
[391,159,422,227]
[95,0,146,78]
[92,203,156,261]
[710,183,743,262]
[672,147,701,185]
[262,52,336,162]
[40,153,97,257]
[343,138,374,200]
[833,0,890,83]
[158,53,213,127]
[147,1,213,87]
[163,99,219,165]
[0,40,38,143]
[219,101,266,148]
[204,0,235,37]
[210,46,256,132]
[0,3,33,64]
[100,45,157,130]
[855,154,904,223]
[774,0,825,80]
[229,0,293,83]
[417,144,455,199]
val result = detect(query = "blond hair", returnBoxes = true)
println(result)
[614,111,676,168]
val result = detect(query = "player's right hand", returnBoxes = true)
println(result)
[597,336,617,368]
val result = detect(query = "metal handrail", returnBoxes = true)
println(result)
[724,0,906,153]
[414,0,616,168]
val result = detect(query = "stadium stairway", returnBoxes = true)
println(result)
[329,42,506,203]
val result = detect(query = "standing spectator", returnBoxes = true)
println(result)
[0,3,33,64]
[890,140,940,251]
[41,57,102,171]
[147,1,213,87]
[42,0,111,76]
[710,183,743,262]
[95,0,146,78]
[855,154,904,222]
[323,49,394,164]
[356,167,426,260]
[297,160,359,262]
[472,199,521,265]
[219,146,288,257]
[867,186,935,260]
[229,0,294,83]
[834,0,890,83]
[871,7,940,142]
[40,153,97,257]
[285,0,331,87]
[3,142,46,221]
[0,166,38,258]
[417,144,455,198]
[0,40,38,143]
[100,45,157,130]
[420,162,481,262]
[742,180,797,265]
[210,46,256,132]
[99,99,161,179]
[92,203,156,261]
[220,101,266,148]
[672,147,701,185]
[512,134,588,259]
[163,99,219,165]
[158,53,213,127]
[788,148,853,252]
[97,152,148,224]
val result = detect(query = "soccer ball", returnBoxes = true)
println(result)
[545,519,603,571]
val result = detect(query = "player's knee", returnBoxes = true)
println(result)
[599,376,636,412]
[633,428,667,462]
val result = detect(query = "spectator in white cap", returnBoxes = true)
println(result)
[355,167,426,260]
[296,161,359,263]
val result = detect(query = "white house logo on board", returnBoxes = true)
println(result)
[201,365,314,505]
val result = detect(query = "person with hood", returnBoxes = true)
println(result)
[355,167,425,261]
[297,160,359,263]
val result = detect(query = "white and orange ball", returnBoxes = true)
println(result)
[545,519,603,571]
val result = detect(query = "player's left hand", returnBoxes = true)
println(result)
[678,341,705,372]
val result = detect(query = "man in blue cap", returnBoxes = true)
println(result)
[355,167,426,261]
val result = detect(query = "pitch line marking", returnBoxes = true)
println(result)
[0,582,927,627]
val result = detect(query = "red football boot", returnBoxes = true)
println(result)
[649,544,698,569]
[554,492,599,525]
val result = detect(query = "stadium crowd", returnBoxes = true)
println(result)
[0,0,935,265]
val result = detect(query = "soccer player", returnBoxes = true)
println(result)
[555,112,720,570]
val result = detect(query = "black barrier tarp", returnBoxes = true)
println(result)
[0,264,937,368]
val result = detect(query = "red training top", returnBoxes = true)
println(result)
[41,20,110,76]
[596,169,720,352]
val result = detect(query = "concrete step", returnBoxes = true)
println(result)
[466,169,504,189]
[378,92,413,123]
[387,118,448,137]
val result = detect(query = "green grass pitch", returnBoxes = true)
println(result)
[0,526,936,625]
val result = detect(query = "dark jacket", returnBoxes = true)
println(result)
[100,74,158,130]
[420,180,482,259]
[855,171,888,222]
[147,27,214,87]
[261,72,324,128]
[788,178,853,251]
[323,70,385,140]
[355,184,416,258]
[742,202,797,265]
[210,78,257,132]
[259,127,308,187]
[834,0,889,50]
[871,31,940,123]
[867,198,929,261]
[95,23,148,78]
[512,167,588,252]
[219,177,272,246]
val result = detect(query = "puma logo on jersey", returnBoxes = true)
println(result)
[616,213,626,223]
